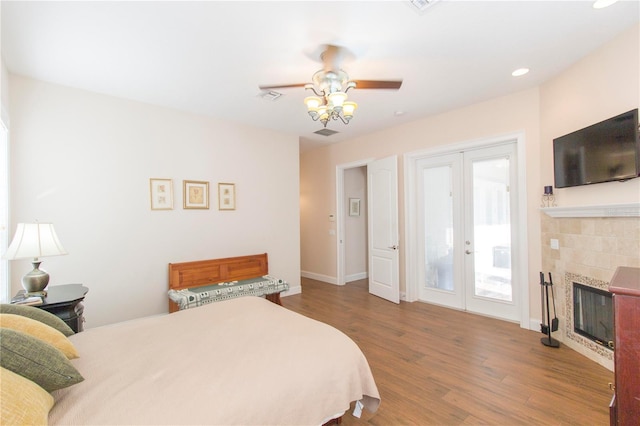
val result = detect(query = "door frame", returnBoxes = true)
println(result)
[336,158,375,286]
[404,132,530,328]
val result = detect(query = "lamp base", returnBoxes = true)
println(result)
[22,260,50,295]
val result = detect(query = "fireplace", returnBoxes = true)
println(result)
[564,272,614,363]
[573,283,613,350]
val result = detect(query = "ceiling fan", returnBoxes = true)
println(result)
[259,44,403,127]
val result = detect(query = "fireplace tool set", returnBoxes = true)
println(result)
[540,272,560,348]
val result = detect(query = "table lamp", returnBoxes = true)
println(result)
[3,223,68,295]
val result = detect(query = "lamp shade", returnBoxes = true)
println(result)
[3,223,68,260]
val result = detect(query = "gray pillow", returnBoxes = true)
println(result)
[0,328,84,392]
[0,303,74,336]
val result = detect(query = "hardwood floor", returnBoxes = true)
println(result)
[282,278,614,425]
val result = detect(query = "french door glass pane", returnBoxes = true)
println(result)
[422,165,454,293]
[472,157,512,302]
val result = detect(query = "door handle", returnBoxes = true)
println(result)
[465,249,473,254]
[389,245,399,250]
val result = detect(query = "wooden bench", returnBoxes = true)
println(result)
[168,253,288,313]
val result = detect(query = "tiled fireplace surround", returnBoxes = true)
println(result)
[541,203,640,371]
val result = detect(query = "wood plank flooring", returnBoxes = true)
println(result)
[282,278,614,425]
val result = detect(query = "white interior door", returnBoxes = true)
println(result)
[367,155,399,303]
[417,143,519,321]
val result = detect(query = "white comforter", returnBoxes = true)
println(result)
[49,296,380,425]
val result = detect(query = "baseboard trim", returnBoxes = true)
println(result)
[345,272,367,283]
[282,285,302,297]
[301,271,338,285]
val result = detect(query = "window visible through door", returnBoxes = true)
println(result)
[417,142,520,322]
[0,119,9,302]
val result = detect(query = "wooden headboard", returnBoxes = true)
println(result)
[168,253,268,312]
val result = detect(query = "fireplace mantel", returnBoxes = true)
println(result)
[542,202,640,218]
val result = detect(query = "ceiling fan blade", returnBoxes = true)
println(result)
[258,83,308,90]
[352,80,403,90]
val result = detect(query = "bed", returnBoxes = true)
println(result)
[45,254,380,425]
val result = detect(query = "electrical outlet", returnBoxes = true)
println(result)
[550,238,559,250]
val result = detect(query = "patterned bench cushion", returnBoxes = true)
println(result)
[168,275,289,310]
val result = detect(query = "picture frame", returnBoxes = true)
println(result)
[149,178,173,210]
[349,198,361,216]
[183,180,209,209]
[218,183,236,210]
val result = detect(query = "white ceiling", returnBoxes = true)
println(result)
[2,1,638,152]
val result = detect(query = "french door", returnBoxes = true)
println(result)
[417,143,519,321]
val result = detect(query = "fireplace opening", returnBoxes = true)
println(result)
[573,282,614,350]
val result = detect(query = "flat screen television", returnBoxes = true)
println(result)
[553,108,639,188]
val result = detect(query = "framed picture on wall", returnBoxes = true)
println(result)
[150,178,173,210]
[349,198,360,216]
[218,183,236,210]
[183,180,209,209]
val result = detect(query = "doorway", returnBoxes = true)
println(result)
[405,134,529,326]
[343,166,368,283]
[336,156,400,305]
[336,159,372,286]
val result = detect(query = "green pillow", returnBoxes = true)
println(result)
[0,303,74,336]
[0,328,84,392]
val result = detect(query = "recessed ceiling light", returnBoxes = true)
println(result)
[394,110,406,117]
[512,68,530,77]
[593,0,618,9]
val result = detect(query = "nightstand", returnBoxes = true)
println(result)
[13,284,89,333]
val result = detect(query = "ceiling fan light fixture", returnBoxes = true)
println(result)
[259,45,401,130]
[304,96,322,109]
[328,92,348,112]
[342,101,358,119]
[304,96,323,119]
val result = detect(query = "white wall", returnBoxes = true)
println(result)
[8,75,301,327]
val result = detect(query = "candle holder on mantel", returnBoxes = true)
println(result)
[541,186,557,208]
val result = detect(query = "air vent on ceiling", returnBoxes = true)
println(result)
[408,0,441,13]
[314,128,339,137]
[258,90,283,101]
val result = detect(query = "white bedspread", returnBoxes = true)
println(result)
[49,296,380,425]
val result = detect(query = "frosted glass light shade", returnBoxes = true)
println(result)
[328,92,348,111]
[342,101,358,118]
[304,96,322,110]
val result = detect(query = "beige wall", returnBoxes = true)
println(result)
[301,87,541,298]
[538,24,640,369]
[540,24,640,207]
[300,23,639,330]
[8,75,301,327]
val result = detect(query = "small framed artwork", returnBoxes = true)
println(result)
[349,198,361,216]
[218,183,236,210]
[150,178,173,210]
[183,180,209,209]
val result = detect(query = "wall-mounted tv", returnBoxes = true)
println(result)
[553,108,639,189]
